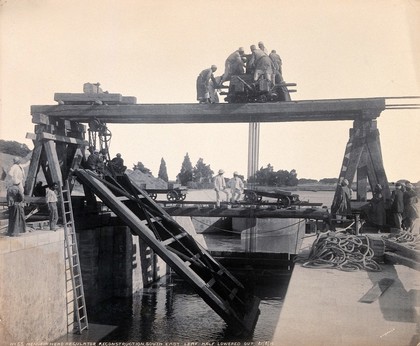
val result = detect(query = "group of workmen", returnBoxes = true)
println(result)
[213,169,245,207]
[196,42,283,103]
[4,149,127,237]
[5,157,59,236]
[333,178,419,233]
[84,148,127,175]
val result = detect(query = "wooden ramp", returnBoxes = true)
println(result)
[74,169,260,336]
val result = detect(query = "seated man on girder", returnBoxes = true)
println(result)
[86,149,104,174]
[110,153,127,174]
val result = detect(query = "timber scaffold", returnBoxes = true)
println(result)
[25,89,418,336]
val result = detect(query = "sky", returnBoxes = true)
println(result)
[0,0,419,183]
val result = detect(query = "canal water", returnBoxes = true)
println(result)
[89,229,290,343]
[89,190,336,343]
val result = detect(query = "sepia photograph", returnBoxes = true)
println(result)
[0,1,419,345]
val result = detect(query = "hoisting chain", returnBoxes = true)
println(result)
[297,230,382,272]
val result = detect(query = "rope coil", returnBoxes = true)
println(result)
[297,230,382,272]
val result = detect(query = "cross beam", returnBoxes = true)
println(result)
[31,98,386,124]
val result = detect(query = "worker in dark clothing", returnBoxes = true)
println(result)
[269,49,284,83]
[7,183,26,236]
[220,48,245,84]
[390,182,404,232]
[402,182,418,231]
[365,183,386,232]
[33,181,48,197]
[196,65,218,104]
[110,153,127,174]
[331,179,352,221]
[249,45,274,82]
[86,149,104,173]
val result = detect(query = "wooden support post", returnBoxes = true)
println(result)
[247,122,260,181]
[24,142,43,196]
[356,149,368,201]
[365,129,390,201]
[332,118,389,212]
[43,140,63,187]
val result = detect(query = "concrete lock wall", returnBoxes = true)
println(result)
[233,218,306,254]
[0,224,168,344]
[78,226,143,306]
[0,231,67,344]
[78,225,167,307]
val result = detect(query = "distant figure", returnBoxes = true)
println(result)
[229,171,244,203]
[110,153,127,174]
[269,49,283,83]
[209,76,222,104]
[8,157,30,194]
[196,65,218,104]
[249,45,274,82]
[366,184,386,231]
[86,149,104,173]
[33,181,48,197]
[7,182,26,236]
[402,182,418,232]
[332,179,352,220]
[390,182,404,232]
[220,47,245,84]
[46,183,59,231]
[258,41,269,55]
[213,169,229,208]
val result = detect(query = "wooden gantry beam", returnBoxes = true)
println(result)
[26,94,389,211]
[30,97,386,124]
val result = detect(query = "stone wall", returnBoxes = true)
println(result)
[0,230,67,344]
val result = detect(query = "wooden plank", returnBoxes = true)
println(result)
[38,132,88,146]
[30,98,386,124]
[366,129,390,201]
[359,278,394,303]
[32,113,50,125]
[162,206,330,219]
[0,196,46,204]
[384,252,420,271]
[356,149,368,201]
[384,239,420,261]
[24,142,43,196]
[121,96,137,104]
[54,93,123,104]
[44,140,63,186]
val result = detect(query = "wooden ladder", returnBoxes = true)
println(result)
[60,179,89,334]
[75,169,260,336]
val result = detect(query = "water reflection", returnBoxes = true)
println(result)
[89,271,289,343]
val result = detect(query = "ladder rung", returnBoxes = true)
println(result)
[207,278,216,288]
[162,233,187,246]
[229,288,238,300]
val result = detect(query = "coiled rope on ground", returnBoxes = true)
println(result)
[386,230,420,250]
[296,230,382,272]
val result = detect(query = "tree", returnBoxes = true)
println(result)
[158,158,169,182]
[319,178,338,184]
[133,161,152,175]
[0,140,31,157]
[249,164,299,187]
[177,153,193,185]
[193,158,213,183]
[298,178,319,184]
